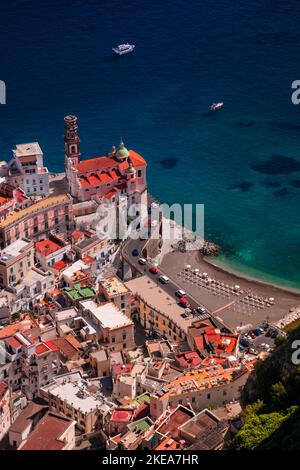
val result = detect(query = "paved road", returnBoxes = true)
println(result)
[122,237,230,331]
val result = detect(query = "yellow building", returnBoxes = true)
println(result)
[125,276,193,342]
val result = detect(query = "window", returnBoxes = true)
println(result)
[137,170,142,177]
[207,393,211,399]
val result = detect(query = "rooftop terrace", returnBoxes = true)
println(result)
[101,276,129,297]
[0,238,31,262]
[80,300,133,330]
[155,363,248,400]
[63,283,95,301]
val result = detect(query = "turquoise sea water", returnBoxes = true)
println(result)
[1,0,300,288]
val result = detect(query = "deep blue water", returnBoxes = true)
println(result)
[1,0,300,288]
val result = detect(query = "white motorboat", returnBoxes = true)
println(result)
[210,102,224,111]
[112,44,135,55]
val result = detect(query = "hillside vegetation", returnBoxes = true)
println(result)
[229,325,300,450]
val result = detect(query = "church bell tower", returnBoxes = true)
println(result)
[64,115,81,167]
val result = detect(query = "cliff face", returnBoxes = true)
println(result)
[229,326,300,450]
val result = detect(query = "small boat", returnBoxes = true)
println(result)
[210,102,224,111]
[112,44,135,55]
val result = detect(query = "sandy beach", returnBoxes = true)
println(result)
[160,249,300,330]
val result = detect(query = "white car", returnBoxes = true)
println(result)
[175,289,186,298]
[138,258,147,265]
[159,275,169,284]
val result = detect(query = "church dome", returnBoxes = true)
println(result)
[116,139,129,160]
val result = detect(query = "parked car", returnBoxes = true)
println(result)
[266,329,278,338]
[159,275,169,284]
[253,328,263,336]
[248,331,256,339]
[132,249,139,257]
[175,289,186,298]
[149,266,158,274]
[179,297,190,308]
[249,347,258,354]
[243,334,253,342]
[138,257,147,265]
[240,339,250,348]
[196,306,206,314]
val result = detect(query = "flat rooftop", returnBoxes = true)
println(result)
[35,239,62,256]
[76,235,100,250]
[75,315,100,335]
[64,284,95,300]
[25,268,52,286]
[80,300,133,330]
[0,238,31,262]
[43,378,112,414]
[62,260,89,279]
[55,308,78,323]
[125,276,196,333]
[101,276,129,297]
[157,406,194,439]
[178,409,219,438]
[13,142,42,157]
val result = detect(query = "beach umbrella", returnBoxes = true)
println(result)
[202,272,208,277]
[185,265,191,270]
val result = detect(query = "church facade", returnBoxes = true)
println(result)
[64,115,148,212]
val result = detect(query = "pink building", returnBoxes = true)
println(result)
[0,183,29,223]
[0,194,73,248]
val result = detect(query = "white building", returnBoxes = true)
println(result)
[80,300,135,352]
[35,238,71,271]
[40,371,115,433]
[6,143,49,196]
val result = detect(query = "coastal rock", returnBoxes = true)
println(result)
[200,240,221,256]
